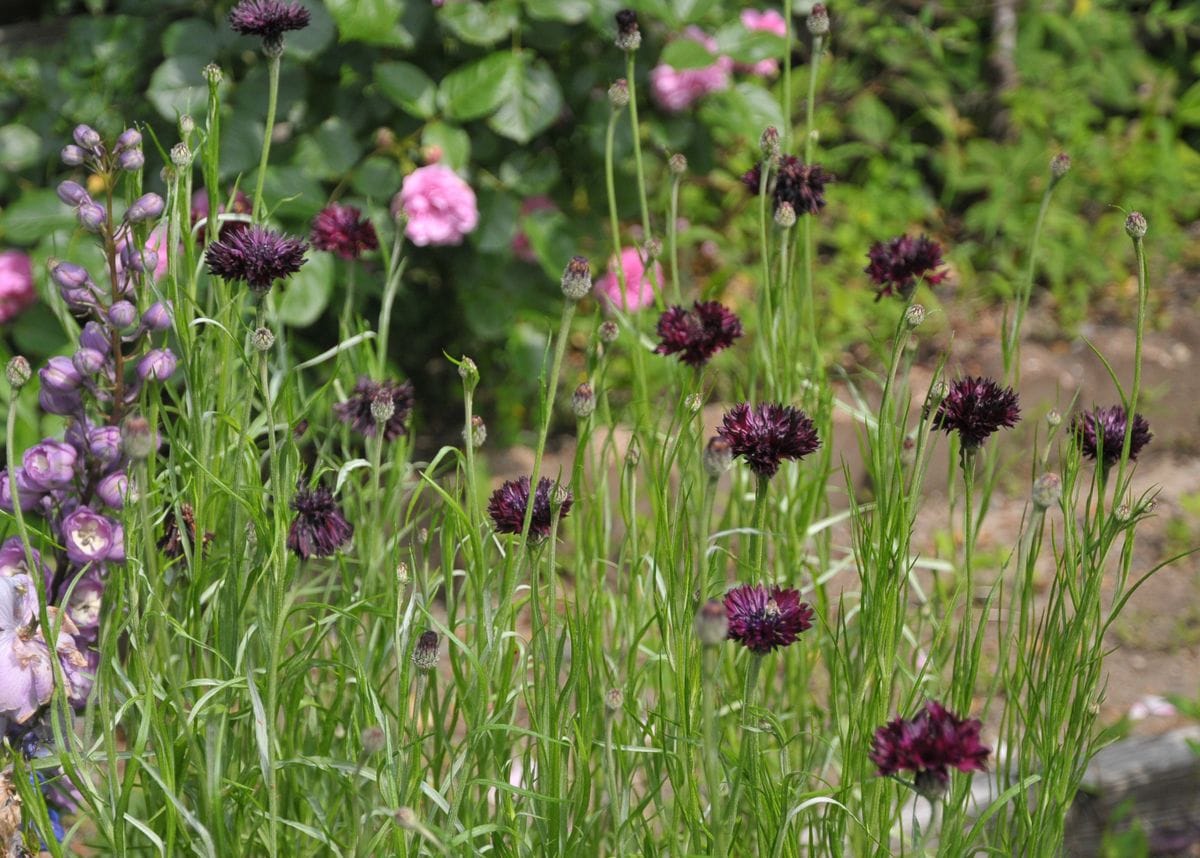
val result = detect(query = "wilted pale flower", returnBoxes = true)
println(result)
[412,630,440,672]
[0,575,89,724]
[870,701,991,799]
[0,251,37,324]
[650,27,733,112]
[395,165,479,247]
[594,247,662,313]
[723,584,814,653]
[287,486,353,559]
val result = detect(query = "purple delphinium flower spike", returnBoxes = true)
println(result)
[723,584,813,653]
[204,225,308,294]
[60,507,124,565]
[1071,405,1152,470]
[932,376,1020,451]
[870,700,991,799]
[287,486,353,559]
[333,377,415,441]
[310,204,379,260]
[487,476,572,540]
[654,301,743,367]
[865,234,948,300]
[22,440,78,491]
[717,402,821,479]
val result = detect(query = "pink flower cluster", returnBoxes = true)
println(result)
[649,10,787,112]
[394,164,479,247]
[594,247,663,313]
[0,250,36,324]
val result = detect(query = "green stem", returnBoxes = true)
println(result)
[701,645,722,851]
[1113,234,1148,497]
[783,0,793,149]
[375,232,408,377]
[251,53,281,224]
[751,472,771,577]
[717,654,765,858]
[604,111,628,297]
[668,173,683,305]
[1005,182,1057,385]
[625,52,652,240]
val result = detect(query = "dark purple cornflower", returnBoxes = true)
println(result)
[287,486,353,559]
[487,476,572,540]
[310,204,379,260]
[865,234,948,300]
[741,156,833,217]
[723,584,813,653]
[204,225,307,294]
[333,377,415,442]
[1071,405,1152,470]
[870,700,991,798]
[654,301,743,367]
[932,377,1020,451]
[228,0,310,50]
[740,163,764,193]
[717,402,821,479]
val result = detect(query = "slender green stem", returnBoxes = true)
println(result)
[1113,234,1148,496]
[604,111,628,297]
[624,52,652,240]
[375,232,408,377]
[701,645,722,850]
[251,53,281,224]
[1005,182,1057,384]
[668,173,682,305]
[717,653,765,858]
[751,475,770,575]
[783,0,793,149]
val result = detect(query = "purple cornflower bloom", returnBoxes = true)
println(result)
[865,234,948,300]
[744,156,833,217]
[204,225,307,294]
[333,377,415,442]
[870,700,991,798]
[228,0,310,48]
[287,487,353,559]
[654,301,743,367]
[310,204,379,260]
[60,507,124,565]
[932,377,1020,451]
[1072,405,1152,470]
[723,584,813,653]
[487,476,572,540]
[717,402,821,479]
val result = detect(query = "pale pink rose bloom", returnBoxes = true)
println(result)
[512,196,557,263]
[0,250,36,324]
[650,27,734,112]
[594,247,663,313]
[1128,694,1177,721]
[739,9,788,77]
[395,165,479,247]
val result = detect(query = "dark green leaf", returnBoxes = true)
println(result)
[147,56,209,121]
[659,39,717,71]
[523,0,589,23]
[0,190,76,245]
[278,251,333,328]
[439,53,523,121]
[714,24,786,64]
[439,0,519,46]
[375,62,437,119]
[421,123,471,171]
[487,58,563,145]
[499,150,561,195]
[294,117,361,180]
[0,125,41,172]
[325,0,412,47]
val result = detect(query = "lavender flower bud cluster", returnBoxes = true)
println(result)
[2,127,176,738]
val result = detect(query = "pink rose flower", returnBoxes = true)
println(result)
[512,196,557,263]
[650,27,734,112]
[594,246,663,313]
[0,250,36,324]
[739,9,787,77]
[394,165,479,247]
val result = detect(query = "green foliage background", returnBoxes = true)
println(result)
[1,0,1198,440]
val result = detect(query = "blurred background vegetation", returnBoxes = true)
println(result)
[1,0,1198,443]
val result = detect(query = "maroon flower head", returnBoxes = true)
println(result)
[718,402,821,479]
[723,584,813,653]
[865,234,948,300]
[229,0,310,48]
[487,476,572,540]
[1072,405,1152,469]
[741,164,764,194]
[333,377,415,442]
[932,376,1020,450]
[205,225,307,294]
[287,486,353,559]
[311,204,379,260]
[774,156,832,216]
[870,701,991,796]
[655,301,743,367]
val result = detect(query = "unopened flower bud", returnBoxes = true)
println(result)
[561,255,592,301]
[608,78,630,109]
[108,301,138,330]
[463,414,487,448]
[57,180,90,207]
[179,115,195,136]
[122,415,155,460]
[669,153,687,175]
[905,304,926,328]
[97,471,135,509]
[418,527,429,545]
[370,389,395,424]
[927,381,949,406]
[61,145,86,166]
[760,126,780,159]
[252,327,275,352]
[598,320,619,344]
[142,302,172,332]
[137,348,177,382]
[1050,152,1071,180]
[695,599,729,645]
[685,393,702,413]
[394,807,417,830]
[73,348,106,375]
[360,726,386,754]
[807,3,829,36]
[116,128,142,151]
[72,124,101,152]
[458,356,478,390]
[774,202,796,228]
[126,193,165,224]
[572,382,596,418]
[117,148,145,172]
[40,356,81,392]
[396,561,410,586]
[1032,473,1062,510]
[1124,211,1147,239]
[614,9,641,51]
[170,143,191,167]
[605,688,624,711]
[6,356,31,388]
[203,63,223,85]
[703,436,732,479]
[642,237,662,261]
[412,630,440,672]
[1046,410,1062,428]
[77,202,106,232]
